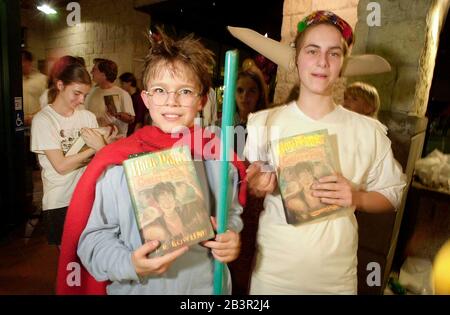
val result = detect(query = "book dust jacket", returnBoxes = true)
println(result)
[271,129,345,225]
[123,146,215,256]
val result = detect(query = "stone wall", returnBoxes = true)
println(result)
[21,0,150,87]
[276,0,450,116]
[350,0,449,115]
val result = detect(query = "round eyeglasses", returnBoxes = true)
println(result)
[144,87,201,107]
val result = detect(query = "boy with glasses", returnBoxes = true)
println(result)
[57,29,247,295]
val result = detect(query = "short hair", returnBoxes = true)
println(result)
[93,58,106,65]
[119,72,137,87]
[142,27,215,96]
[345,82,380,117]
[21,50,33,62]
[152,182,176,202]
[97,59,118,82]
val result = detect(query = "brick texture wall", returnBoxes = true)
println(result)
[22,0,150,87]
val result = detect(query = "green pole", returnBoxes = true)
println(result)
[213,50,239,295]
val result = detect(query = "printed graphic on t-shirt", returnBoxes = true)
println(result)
[104,94,119,115]
[60,128,82,154]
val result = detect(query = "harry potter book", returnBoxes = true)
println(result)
[123,146,215,257]
[64,126,112,156]
[271,129,344,225]
[104,94,119,116]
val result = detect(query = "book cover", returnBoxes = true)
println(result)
[64,126,111,156]
[104,94,119,115]
[271,129,344,225]
[123,146,215,257]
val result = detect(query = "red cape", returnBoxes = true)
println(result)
[56,126,247,295]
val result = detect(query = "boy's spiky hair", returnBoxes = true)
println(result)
[142,28,215,96]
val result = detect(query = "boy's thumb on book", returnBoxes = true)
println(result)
[145,240,160,252]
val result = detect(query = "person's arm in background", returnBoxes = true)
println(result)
[115,92,135,124]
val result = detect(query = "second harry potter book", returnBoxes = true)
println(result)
[123,146,215,257]
[271,129,345,225]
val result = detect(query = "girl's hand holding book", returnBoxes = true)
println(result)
[311,174,354,207]
[80,128,106,152]
[246,161,277,198]
[131,240,189,277]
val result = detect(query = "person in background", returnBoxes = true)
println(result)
[343,81,380,118]
[85,59,135,137]
[22,50,47,126]
[119,72,149,135]
[39,56,86,109]
[235,66,268,126]
[31,63,112,247]
[22,50,48,229]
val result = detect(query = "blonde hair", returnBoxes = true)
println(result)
[142,28,215,96]
[345,82,380,117]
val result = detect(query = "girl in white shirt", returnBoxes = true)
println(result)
[31,63,113,246]
[244,10,406,294]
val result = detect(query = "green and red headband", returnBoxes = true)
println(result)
[297,10,354,47]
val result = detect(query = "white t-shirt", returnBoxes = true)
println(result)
[23,71,47,116]
[244,101,406,294]
[84,86,134,136]
[31,106,98,210]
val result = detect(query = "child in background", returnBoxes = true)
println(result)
[244,10,406,294]
[344,81,380,118]
[57,29,246,295]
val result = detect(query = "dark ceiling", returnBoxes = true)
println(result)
[136,0,283,45]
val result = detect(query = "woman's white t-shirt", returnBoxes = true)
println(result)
[31,106,98,210]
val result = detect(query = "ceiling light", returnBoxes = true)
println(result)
[37,4,57,15]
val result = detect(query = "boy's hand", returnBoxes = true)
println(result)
[131,240,189,277]
[311,174,354,207]
[201,217,241,263]
[246,161,277,197]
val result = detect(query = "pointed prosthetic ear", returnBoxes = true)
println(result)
[227,26,392,77]
[341,54,391,76]
[227,26,296,72]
